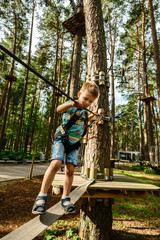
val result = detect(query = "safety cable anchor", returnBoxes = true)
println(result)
[101,116,112,122]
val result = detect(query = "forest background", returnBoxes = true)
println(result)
[0,0,160,162]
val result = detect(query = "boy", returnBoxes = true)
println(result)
[32,81,99,215]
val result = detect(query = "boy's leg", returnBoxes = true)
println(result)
[32,160,62,215]
[63,162,75,196]
[40,160,62,193]
[61,147,79,213]
[32,138,65,215]
[61,162,75,213]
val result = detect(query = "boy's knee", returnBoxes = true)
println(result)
[65,163,75,176]
[50,160,62,171]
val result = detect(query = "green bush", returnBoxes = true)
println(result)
[154,168,160,175]
[144,167,155,174]
[131,165,160,175]
[0,151,7,159]
[0,150,42,161]
[131,165,144,171]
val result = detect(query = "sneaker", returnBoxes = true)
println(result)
[60,197,75,213]
[32,195,47,215]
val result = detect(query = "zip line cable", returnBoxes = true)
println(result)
[0,44,111,121]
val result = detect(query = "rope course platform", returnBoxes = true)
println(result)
[52,172,160,199]
[139,96,157,101]
[62,12,85,36]
[1,180,94,240]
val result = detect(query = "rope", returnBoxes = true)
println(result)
[0,44,111,121]
[88,115,103,134]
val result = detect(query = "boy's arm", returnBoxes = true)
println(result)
[57,100,83,113]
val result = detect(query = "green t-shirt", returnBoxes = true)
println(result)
[55,101,87,145]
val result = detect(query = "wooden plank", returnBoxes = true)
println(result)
[52,173,160,192]
[52,189,148,199]
[1,180,94,240]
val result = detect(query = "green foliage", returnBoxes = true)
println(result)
[43,220,80,239]
[0,150,41,161]
[131,165,160,175]
[0,0,160,160]
[131,165,145,171]
[113,194,160,225]
[43,229,59,239]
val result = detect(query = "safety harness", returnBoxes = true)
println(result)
[54,110,88,154]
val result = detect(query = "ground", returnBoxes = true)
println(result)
[0,175,159,240]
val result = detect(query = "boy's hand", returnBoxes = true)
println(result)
[72,100,83,108]
[88,112,99,120]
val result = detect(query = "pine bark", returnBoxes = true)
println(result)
[148,0,160,108]
[69,2,83,98]
[79,0,111,239]
[135,24,144,160]
[0,8,17,150]
[24,80,38,152]
[45,17,59,159]
[79,199,112,240]
[108,5,117,159]
[141,0,154,162]
[83,0,110,171]
[14,1,35,152]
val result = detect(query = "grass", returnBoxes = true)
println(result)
[112,194,160,227]
[114,165,160,187]
[42,219,80,239]
[112,165,160,231]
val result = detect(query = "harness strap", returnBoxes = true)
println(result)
[54,109,88,154]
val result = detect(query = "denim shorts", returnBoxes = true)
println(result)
[51,138,79,166]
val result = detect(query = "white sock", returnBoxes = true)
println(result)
[36,192,47,205]
[61,195,71,206]
[61,195,69,199]
[38,192,47,197]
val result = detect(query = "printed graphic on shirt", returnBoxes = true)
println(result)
[55,101,87,144]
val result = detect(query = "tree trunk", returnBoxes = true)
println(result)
[0,80,9,117]
[79,199,112,240]
[14,1,35,152]
[141,0,154,162]
[24,79,38,152]
[66,40,75,98]
[29,82,42,154]
[108,5,117,159]
[135,24,144,160]
[0,81,13,150]
[69,3,83,98]
[53,33,64,136]
[80,0,111,239]
[148,0,160,108]
[151,101,159,164]
[125,118,128,151]
[0,8,17,150]
[45,17,59,160]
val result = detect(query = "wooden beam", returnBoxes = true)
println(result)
[52,189,148,199]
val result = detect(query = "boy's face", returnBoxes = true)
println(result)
[78,90,97,108]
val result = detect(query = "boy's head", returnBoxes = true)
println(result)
[80,82,99,98]
[78,82,99,108]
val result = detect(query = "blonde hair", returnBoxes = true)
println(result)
[80,82,99,98]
